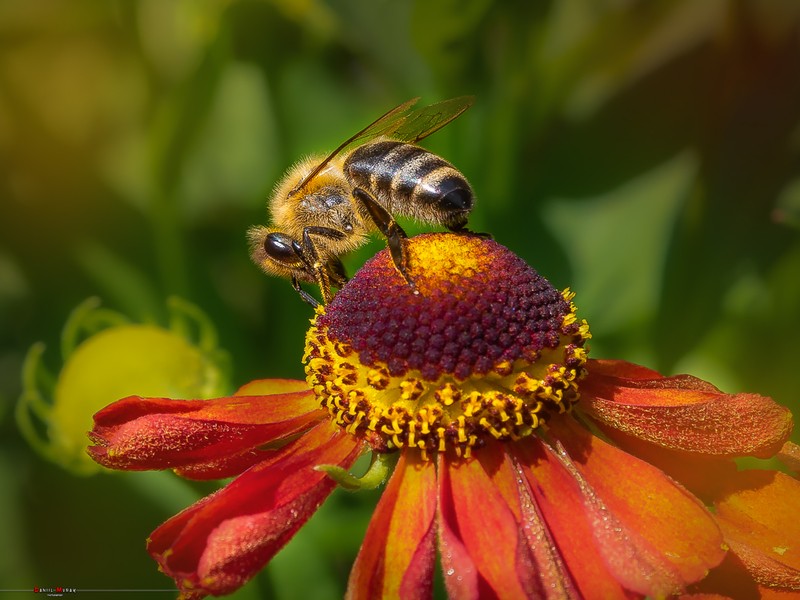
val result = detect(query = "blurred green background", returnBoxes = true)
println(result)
[2,0,799,597]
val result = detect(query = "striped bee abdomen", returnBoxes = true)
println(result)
[344,140,474,229]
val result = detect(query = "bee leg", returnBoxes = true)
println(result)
[261,231,321,307]
[449,224,493,240]
[300,226,350,304]
[352,188,416,290]
[283,238,329,306]
[291,274,320,308]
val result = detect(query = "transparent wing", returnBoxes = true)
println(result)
[290,96,474,195]
[386,95,474,144]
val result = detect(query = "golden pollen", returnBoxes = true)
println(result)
[303,233,591,460]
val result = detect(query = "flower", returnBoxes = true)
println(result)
[18,296,229,475]
[87,233,799,599]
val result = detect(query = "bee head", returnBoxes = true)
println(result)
[247,225,315,283]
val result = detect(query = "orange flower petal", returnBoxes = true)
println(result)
[548,416,726,596]
[512,439,629,600]
[581,359,793,458]
[88,385,325,470]
[346,452,436,599]
[148,421,364,597]
[472,442,592,597]
[437,445,540,599]
[586,424,740,501]
[713,470,800,591]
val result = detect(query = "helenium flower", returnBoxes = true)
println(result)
[88,233,799,599]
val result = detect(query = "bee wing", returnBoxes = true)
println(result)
[386,95,474,144]
[290,96,473,195]
[290,97,421,195]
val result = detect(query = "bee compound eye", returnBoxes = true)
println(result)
[263,233,301,264]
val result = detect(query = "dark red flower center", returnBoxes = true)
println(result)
[304,233,591,459]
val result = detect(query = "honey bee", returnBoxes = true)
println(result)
[248,96,476,306]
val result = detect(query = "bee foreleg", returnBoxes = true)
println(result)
[301,226,350,304]
[260,232,321,306]
[352,188,416,291]
[291,274,321,308]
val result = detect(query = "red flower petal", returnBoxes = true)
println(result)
[346,451,436,599]
[88,381,325,470]
[149,420,364,597]
[173,448,278,480]
[547,415,726,596]
[581,359,793,458]
[713,470,800,591]
[437,444,540,599]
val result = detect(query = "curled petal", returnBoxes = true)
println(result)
[581,359,793,458]
[547,416,726,597]
[436,461,477,598]
[778,441,800,476]
[149,421,364,598]
[88,381,325,471]
[493,443,584,598]
[512,439,629,600]
[347,451,436,599]
[438,444,541,599]
[713,470,800,591]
